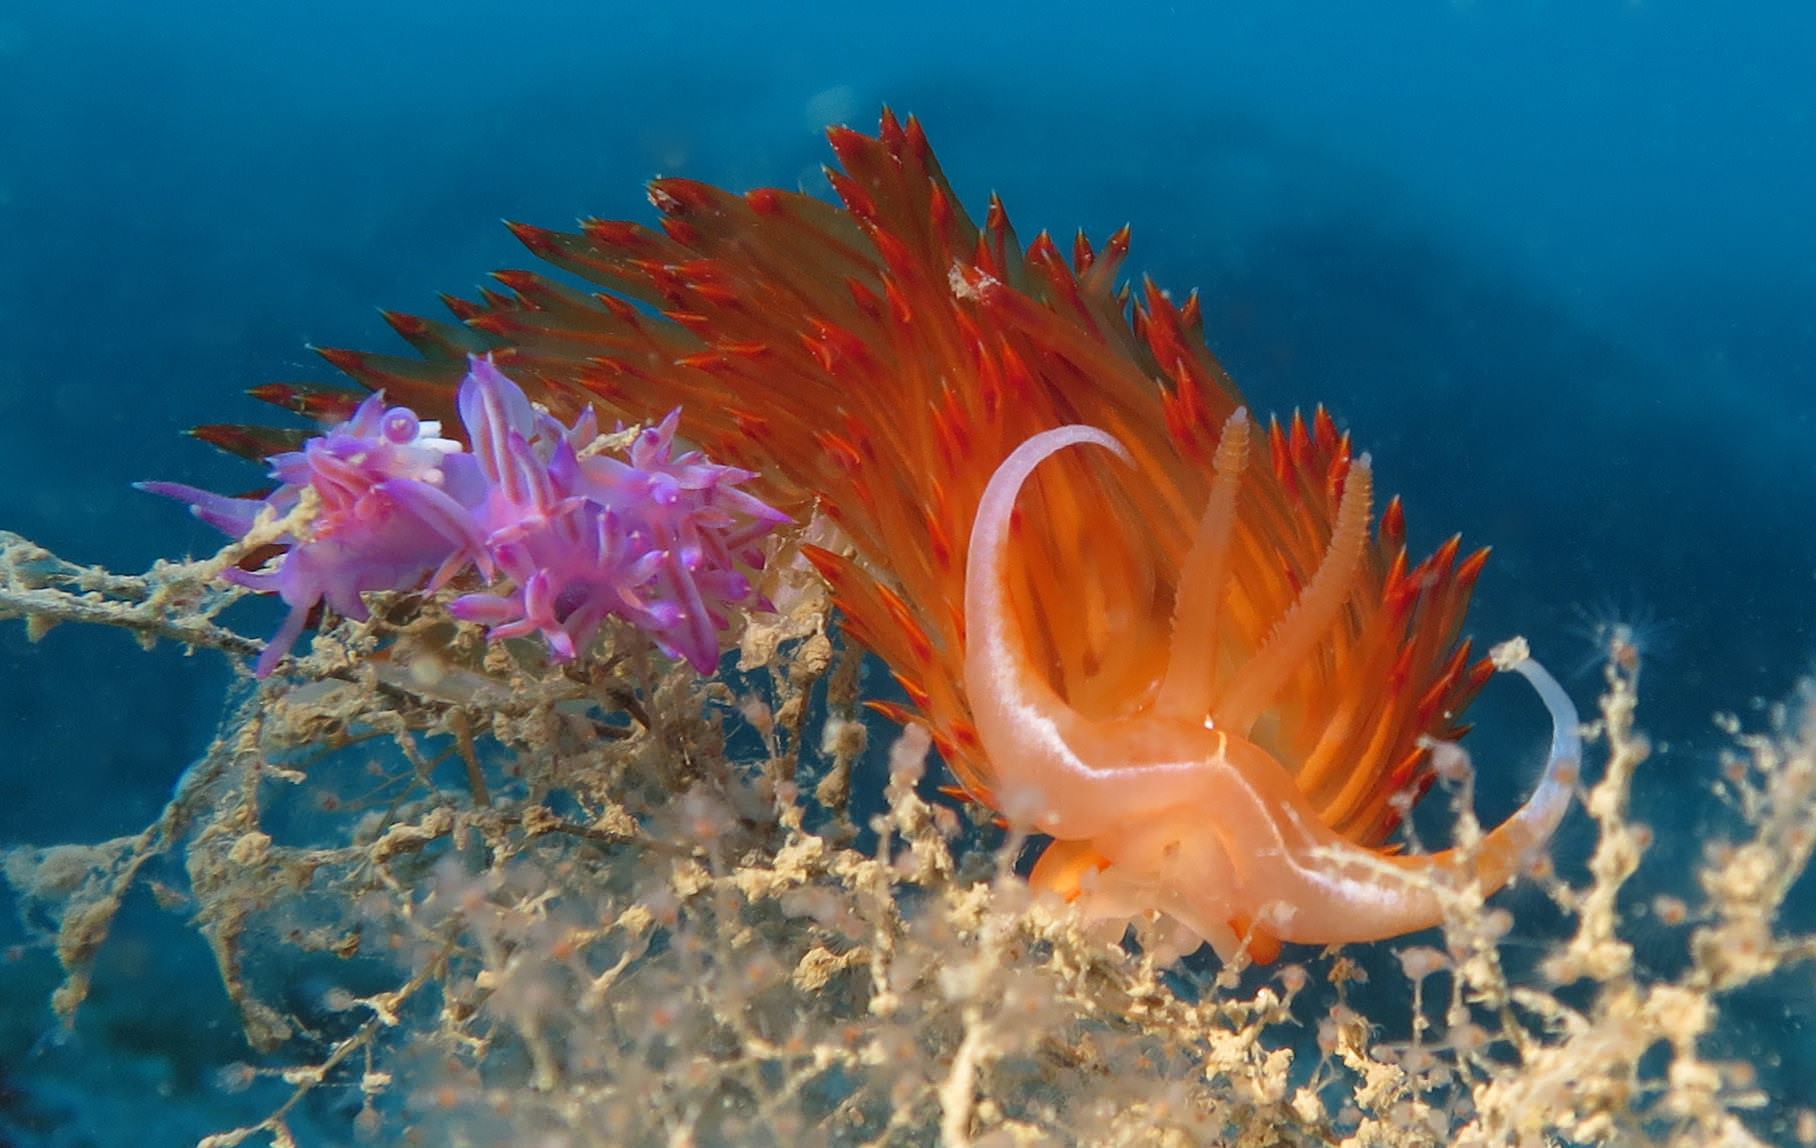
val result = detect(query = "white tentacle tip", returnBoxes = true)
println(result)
[1490,636,1531,671]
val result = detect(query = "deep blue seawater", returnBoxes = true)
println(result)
[1,2,1812,1142]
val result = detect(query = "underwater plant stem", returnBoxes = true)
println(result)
[939,1012,990,1147]
[0,577,264,657]
[449,711,493,806]
[198,931,460,1148]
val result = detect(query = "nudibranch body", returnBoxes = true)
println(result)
[210,111,1576,961]
[966,424,1578,961]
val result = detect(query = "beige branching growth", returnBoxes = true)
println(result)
[4,542,1816,1147]
[0,528,263,657]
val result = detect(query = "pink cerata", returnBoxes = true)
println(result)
[207,110,1578,963]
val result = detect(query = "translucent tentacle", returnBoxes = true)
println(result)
[1215,456,1373,736]
[1155,407,1250,723]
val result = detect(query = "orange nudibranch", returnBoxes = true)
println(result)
[218,110,1577,962]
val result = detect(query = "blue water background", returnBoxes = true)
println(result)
[1,1,1813,1140]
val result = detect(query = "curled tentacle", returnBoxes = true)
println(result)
[965,423,1579,959]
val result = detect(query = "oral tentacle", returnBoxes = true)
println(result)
[1463,648,1580,880]
[1256,647,1580,945]
[1383,646,1578,892]
[963,424,1139,832]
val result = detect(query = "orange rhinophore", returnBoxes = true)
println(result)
[211,111,1578,962]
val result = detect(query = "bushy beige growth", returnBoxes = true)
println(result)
[3,528,1814,1146]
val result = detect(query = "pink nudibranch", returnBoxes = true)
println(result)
[964,423,1580,962]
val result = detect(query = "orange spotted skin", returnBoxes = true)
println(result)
[214,110,1491,880]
